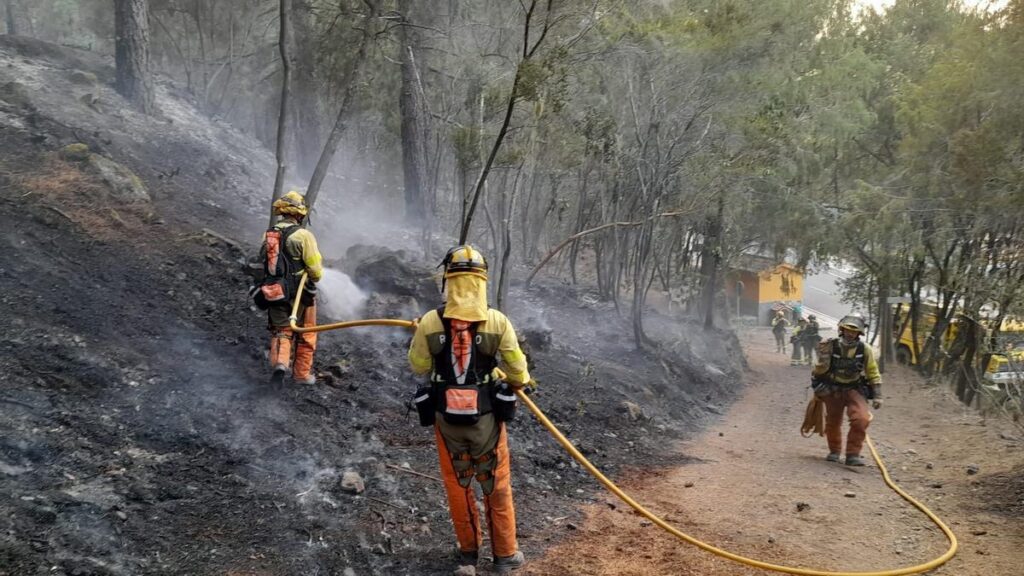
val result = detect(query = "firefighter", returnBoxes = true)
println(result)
[262,191,323,388]
[771,310,790,353]
[790,317,806,365]
[408,245,533,574]
[811,314,882,466]
[802,314,821,365]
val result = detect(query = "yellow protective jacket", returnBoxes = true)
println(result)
[812,337,882,386]
[267,219,323,282]
[408,307,531,385]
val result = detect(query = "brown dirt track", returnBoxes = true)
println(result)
[524,327,1024,576]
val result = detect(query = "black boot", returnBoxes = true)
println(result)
[269,366,286,391]
[493,551,525,573]
[452,550,478,575]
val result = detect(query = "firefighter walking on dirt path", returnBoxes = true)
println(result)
[408,245,534,575]
[811,314,882,467]
[802,314,821,365]
[790,317,807,365]
[772,310,790,353]
[256,191,323,389]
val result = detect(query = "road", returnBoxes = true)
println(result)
[524,328,1024,576]
[802,264,852,326]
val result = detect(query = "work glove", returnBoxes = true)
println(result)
[509,378,538,394]
[872,398,883,409]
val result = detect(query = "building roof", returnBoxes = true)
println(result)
[731,253,802,275]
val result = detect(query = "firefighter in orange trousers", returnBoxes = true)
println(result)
[408,245,533,575]
[811,314,883,466]
[260,191,323,389]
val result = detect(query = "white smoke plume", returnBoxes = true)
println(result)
[316,268,367,321]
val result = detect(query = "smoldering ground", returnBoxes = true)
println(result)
[0,34,747,575]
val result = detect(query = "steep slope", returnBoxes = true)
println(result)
[0,37,742,576]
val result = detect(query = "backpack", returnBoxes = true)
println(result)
[252,224,302,310]
[415,306,517,426]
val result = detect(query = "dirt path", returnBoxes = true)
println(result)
[524,327,1024,575]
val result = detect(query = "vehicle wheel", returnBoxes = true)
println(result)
[895,346,912,366]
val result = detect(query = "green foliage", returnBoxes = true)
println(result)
[451,126,481,172]
[42,0,1020,343]
[515,59,550,102]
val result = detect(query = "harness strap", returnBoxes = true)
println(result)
[432,372,495,384]
[279,223,303,259]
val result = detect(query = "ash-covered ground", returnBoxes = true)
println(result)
[0,36,743,576]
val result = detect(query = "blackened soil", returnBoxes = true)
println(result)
[0,37,743,576]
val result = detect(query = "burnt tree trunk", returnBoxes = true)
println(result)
[700,193,725,331]
[398,0,427,224]
[568,163,591,284]
[459,0,550,244]
[291,0,322,179]
[269,0,294,226]
[956,317,980,406]
[114,0,157,114]
[303,8,373,213]
[4,0,17,35]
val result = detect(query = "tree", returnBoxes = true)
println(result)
[269,0,295,225]
[114,0,157,114]
[302,0,375,214]
[57,0,1024,378]
[4,0,17,35]
[397,0,427,224]
[458,0,559,245]
[291,0,324,179]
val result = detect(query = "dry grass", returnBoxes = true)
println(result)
[16,154,147,239]
[18,155,104,199]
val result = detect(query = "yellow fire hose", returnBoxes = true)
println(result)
[286,273,957,575]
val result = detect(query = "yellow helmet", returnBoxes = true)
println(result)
[272,190,308,217]
[441,245,487,280]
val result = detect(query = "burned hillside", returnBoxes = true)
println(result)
[0,37,742,576]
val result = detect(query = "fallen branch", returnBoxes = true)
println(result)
[108,208,127,227]
[526,208,697,286]
[0,397,43,411]
[385,463,442,483]
[368,496,409,512]
[201,228,243,250]
[42,204,75,223]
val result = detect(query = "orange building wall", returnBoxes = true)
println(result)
[725,270,763,316]
[725,270,761,303]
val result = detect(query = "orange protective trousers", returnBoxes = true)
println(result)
[268,304,317,380]
[822,388,870,456]
[434,416,518,558]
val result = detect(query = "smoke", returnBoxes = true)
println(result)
[317,268,367,321]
